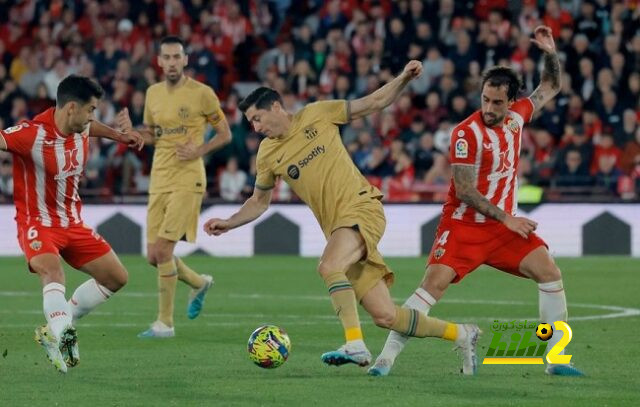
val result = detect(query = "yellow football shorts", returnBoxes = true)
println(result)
[147,191,204,244]
[337,199,395,302]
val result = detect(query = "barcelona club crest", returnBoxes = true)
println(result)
[304,127,318,140]
[30,240,42,251]
[178,106,190,120]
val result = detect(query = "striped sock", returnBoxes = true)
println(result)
[377,288,438,362]
[323,271,363,342]
[390,306,458,340]
[157,259,178,327]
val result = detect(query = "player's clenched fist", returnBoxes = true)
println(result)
[203,218,231,236]
[402,60,423,79]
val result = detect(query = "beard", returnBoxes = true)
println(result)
[482,112,502,126]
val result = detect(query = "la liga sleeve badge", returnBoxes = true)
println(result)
[455,138,469,158]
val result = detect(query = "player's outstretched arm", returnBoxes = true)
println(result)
[89,109,144,150]
[176,116,232,161]
[529,25,561,113]
[348,60,422,121]
[203,186,272,236]
[452,164,537,238]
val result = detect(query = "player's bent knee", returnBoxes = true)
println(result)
[146,255,157,267]
[371,309,396,329]
[533,264,562,283]
[316,261,347,277]
[30,260,64,282]
[102,267,128,292]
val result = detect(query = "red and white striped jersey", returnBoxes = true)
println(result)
[0,108,89,228]
[444,98,534,224]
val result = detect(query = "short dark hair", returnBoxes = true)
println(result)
[238,87,283,113]
[481,66,522,101]
[56,75,104,108]
[160,35,185,49]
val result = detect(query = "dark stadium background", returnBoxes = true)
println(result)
[0,0,639,204]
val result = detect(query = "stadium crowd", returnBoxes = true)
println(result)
[0,0,639,203]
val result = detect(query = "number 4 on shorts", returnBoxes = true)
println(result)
[436,230,450,246]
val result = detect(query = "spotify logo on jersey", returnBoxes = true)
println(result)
[287,165,300,179]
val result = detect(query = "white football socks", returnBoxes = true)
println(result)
[43,282,72,340]
[69,279,114,324]
[376,288,437,363]
[538,280,568,355]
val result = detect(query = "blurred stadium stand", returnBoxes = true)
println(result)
[0,0,639,204]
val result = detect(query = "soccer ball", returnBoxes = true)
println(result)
[247,325,291,369]
[536,323,554,341]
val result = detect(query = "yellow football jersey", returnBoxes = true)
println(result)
[256,100,383,236]
[143,77,224,193]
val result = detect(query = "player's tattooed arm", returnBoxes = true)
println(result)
[452,164,507,222]
[529,52,561,112]
[529,26,561,113]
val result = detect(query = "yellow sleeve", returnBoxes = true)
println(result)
[143,89,155,126]
[255,146,275,190]
[201,86,225,126]
[307,100,349,125]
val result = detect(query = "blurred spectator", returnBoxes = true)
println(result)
[0,158,12,198]
[621,127,640,175]
[219,157,247,202]
[18,53,45,98]
[413,132,439,179]
[594,152,622,194]
[591,132,622,175]
[555,148,593,187]
[27,82,54,114]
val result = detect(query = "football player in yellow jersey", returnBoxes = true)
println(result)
[137,36,232,338]
[203,61,480,372]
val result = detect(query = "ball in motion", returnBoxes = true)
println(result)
[536,323,553,341]
[247,325,291,368]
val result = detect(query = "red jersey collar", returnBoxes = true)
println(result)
[33,107,71,137]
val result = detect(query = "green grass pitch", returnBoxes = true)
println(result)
[1,255,639,406]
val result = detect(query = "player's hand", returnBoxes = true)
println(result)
[402,60,422,80]
[503,215,538,239]
[531,25,556,54]
[115,108,133,132]
[114,108,143,150]
[204,218,231,236]
[123,129,144,151]
[176,141,201,161]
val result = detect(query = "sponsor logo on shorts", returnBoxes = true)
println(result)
[455,139,468,159]
[287,164,300,179]
[434,247,445,259]
[29,240,42,251]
